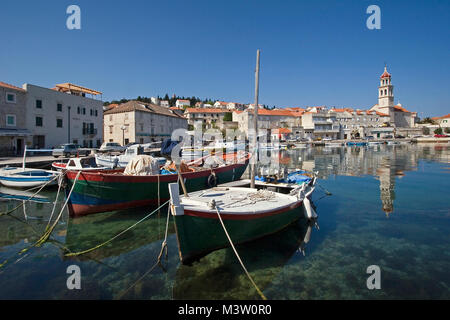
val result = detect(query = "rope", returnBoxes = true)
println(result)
[19,171,81,254]
[46,173,64,230]
[116,204,171,299]
[0,172,62,217]
[214,206,267,300]
[64,199,170,257]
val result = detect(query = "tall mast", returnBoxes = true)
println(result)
[250,49,260,189]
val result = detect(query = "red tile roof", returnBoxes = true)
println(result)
[185,108,227,114]
[432,114,450,120]
[0,81,26,92]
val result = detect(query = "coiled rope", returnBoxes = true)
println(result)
[214,206,267,300]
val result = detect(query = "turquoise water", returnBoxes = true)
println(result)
[0,143,448,299]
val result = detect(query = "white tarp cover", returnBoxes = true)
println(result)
[123,155,160,176]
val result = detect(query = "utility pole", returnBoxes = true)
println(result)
[250,49,260,189]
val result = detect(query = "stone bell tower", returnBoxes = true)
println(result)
[378,66,395,119]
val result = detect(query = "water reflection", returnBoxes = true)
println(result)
[173,218,316,299]
[252,143,450,216]
[0,143,448,299]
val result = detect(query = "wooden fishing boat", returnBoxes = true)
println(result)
[168,177,316,264]
[0,167,58,188]
[65,152,251,217]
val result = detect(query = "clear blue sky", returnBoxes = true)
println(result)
[1,0,449,117]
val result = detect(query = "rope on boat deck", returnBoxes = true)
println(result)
[214,206,268,301]
[65,199,170,257]
[0,172,63,217]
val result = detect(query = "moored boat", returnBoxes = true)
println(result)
[0,167,58,188]
[52,157,109,171]
[65,152,251,217]
[168,177,316,264]
[346,141,368,146]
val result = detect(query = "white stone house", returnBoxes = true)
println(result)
[23,83,104,149]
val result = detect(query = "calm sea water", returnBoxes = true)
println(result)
[0,143,449,299]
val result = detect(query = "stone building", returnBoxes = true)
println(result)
[0,81,29,154]
[104,100,187,145]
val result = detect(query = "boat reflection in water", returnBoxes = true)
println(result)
[172,216,317,300]
[64,206,175,261]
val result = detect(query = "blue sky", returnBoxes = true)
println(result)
[0,0,449,117]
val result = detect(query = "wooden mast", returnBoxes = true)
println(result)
[250,49,260,189]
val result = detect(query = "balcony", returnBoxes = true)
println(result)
[82,128,98,135]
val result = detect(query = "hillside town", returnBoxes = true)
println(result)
[1,66,448,155]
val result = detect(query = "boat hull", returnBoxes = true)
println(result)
[66,155,250,217]
[0,169,57,188]
[173,201,304,264]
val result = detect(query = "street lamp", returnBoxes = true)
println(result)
[120,125,127,146]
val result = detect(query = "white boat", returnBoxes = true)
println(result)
[95,144,166,168]
[168,178,317,263]
[387,140,400,145]
[52,157,109,171]
[324,142,343,148]
[0,145,59,188]
[0,167,58,188]
[368,141,383,146]
[204,140,246,152]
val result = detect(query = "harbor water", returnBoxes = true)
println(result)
[0,143,449,299]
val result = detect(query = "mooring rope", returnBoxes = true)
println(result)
[46,173,65,230]
[20,171,81,254]
[214,206,267,300]
[0,172,62,217]
[116,204,172,299]
[0,171,80,269]
[65,199,170,257]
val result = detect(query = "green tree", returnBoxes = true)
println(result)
[434,127,443,135]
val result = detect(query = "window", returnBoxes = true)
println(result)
[57,103,63,112]
[82,107,86,115]
[36,100,42,108]
[56,119,63,128]
[90,109,93,116]
[95,110,98,117]
[6,114,16,126]
[109,115,113,121]
[73,139,78,145]
[109,126,113,134]
[6,92,16,103]
[36,116,43,127]
[77,106,81,114]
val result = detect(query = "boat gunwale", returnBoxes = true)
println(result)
[65,152,251,182]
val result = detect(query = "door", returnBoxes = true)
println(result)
[16,139,23,155]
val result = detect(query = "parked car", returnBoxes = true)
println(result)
[52,144,89,158]
[322,137,332,141]
[365,136,375,140]
[384,135,393,139]
[434,134,449,138]
[99,142,125,153]
[395,135,405,139]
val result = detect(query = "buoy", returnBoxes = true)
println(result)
[302,196,318,220]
